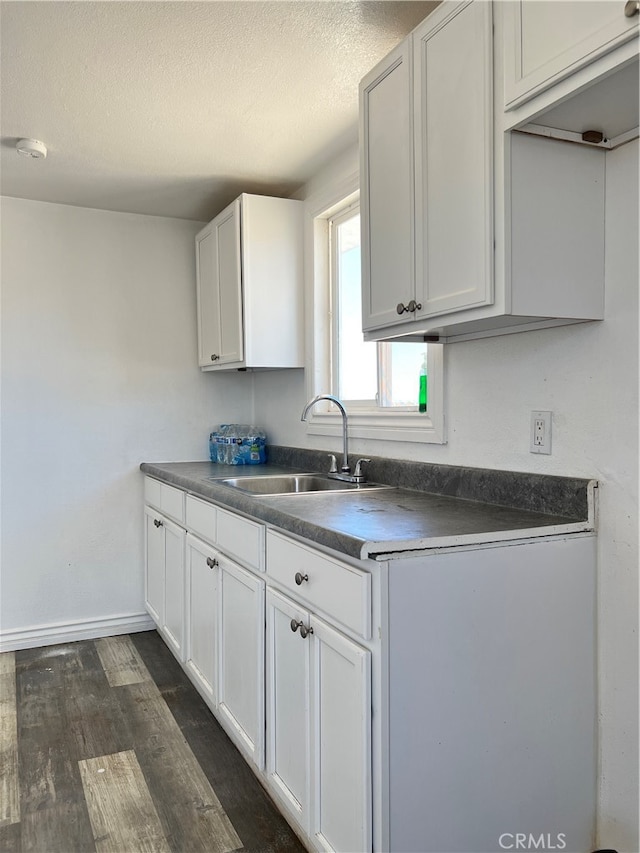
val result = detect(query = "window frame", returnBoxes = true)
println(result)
[303,171,445,445]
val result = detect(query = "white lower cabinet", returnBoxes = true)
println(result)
[266,589,311,833]
[185,526,266,770]
[266,589,372,853]
[185,533,219,706]
[146,478,266,771]
[144,506,165,626]
[144,477,597,852]
[310,614,371,853]
[218,555,265,769]
[144,505,185,660]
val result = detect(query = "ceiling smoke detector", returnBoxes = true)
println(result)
[16,138,47,159]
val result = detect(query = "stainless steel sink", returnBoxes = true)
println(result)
[215,474,391,496]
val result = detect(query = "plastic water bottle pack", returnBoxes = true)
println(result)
[209,425,267,465]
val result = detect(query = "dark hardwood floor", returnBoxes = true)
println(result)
[0,631,306,853]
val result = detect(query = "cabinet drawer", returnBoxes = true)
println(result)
[144,477,185,525]
[217,507,265,573]
[186,495,217,545]
[266,531,371,639]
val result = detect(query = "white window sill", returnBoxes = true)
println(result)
[305,409,445,445]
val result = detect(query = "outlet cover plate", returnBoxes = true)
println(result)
[530,410,552,454]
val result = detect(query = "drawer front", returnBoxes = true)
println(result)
[217,507,265,573]
[161,483,185,524]
[144,477,185,525]
[186,495,217,545]
[144,476,162,509]
[266,531,371,639]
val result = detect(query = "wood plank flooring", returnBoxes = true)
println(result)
[0,652,19,829]
[0,632,305,853]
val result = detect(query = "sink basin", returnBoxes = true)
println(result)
[215,474,391,496]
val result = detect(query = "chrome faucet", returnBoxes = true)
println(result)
[300,394,370,484]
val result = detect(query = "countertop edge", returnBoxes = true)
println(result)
[140,461,596,563]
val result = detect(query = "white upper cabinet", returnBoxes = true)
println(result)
[360,40,414,331]
[196,194,304,370]
[359,0,637,344]
[196,201,243,368]
[360,1,493,333]
[503,0,639,114]
[412,1,493,320]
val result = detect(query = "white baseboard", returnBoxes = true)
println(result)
[0,612,155,653]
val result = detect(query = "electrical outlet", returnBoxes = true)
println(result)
[530,411,552,454]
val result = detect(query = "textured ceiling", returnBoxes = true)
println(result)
[0,0,437,221]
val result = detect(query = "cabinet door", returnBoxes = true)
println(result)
[266,589,311,834]
[144,506,165,626]
[503,0,639,111]
[218,557,265,768]
[195,222,221,367]
[163,519,185,660]
[216,199,244,365]
[413,0,493,319]
[185,534,219,705]
[310,616,371,853]
[360,39,414,331]
[195,200,244,368]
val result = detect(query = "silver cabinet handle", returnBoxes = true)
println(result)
[153,518,163,528]
[211,354,220,361]
[294,572,308,586]
[206,557,218,569]
[290,618,303,633]
[625,0,639,16]
[396,300,422,315]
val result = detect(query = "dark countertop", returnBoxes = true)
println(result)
[140,453,596,561]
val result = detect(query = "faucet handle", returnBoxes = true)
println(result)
[327,454,338,474]
[354,458,371,478]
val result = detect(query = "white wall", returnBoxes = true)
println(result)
[1,138,636,846]
[0,197,252,645]
[255,140,639,850]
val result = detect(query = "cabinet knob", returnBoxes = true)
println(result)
[153,518,163,528]
[290,618,303,633]
[206,557,218,569]
[294,572,308,586]
[299,624,314,639]
[210,354,220,361]
[396,300,422,315]
[624,0,639,16]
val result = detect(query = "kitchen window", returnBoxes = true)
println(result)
[303,174,445,445]
[330,203,428,410]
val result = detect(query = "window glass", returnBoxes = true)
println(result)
[332,208,427,410]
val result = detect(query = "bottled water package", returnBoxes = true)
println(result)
[209,425,266,464]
